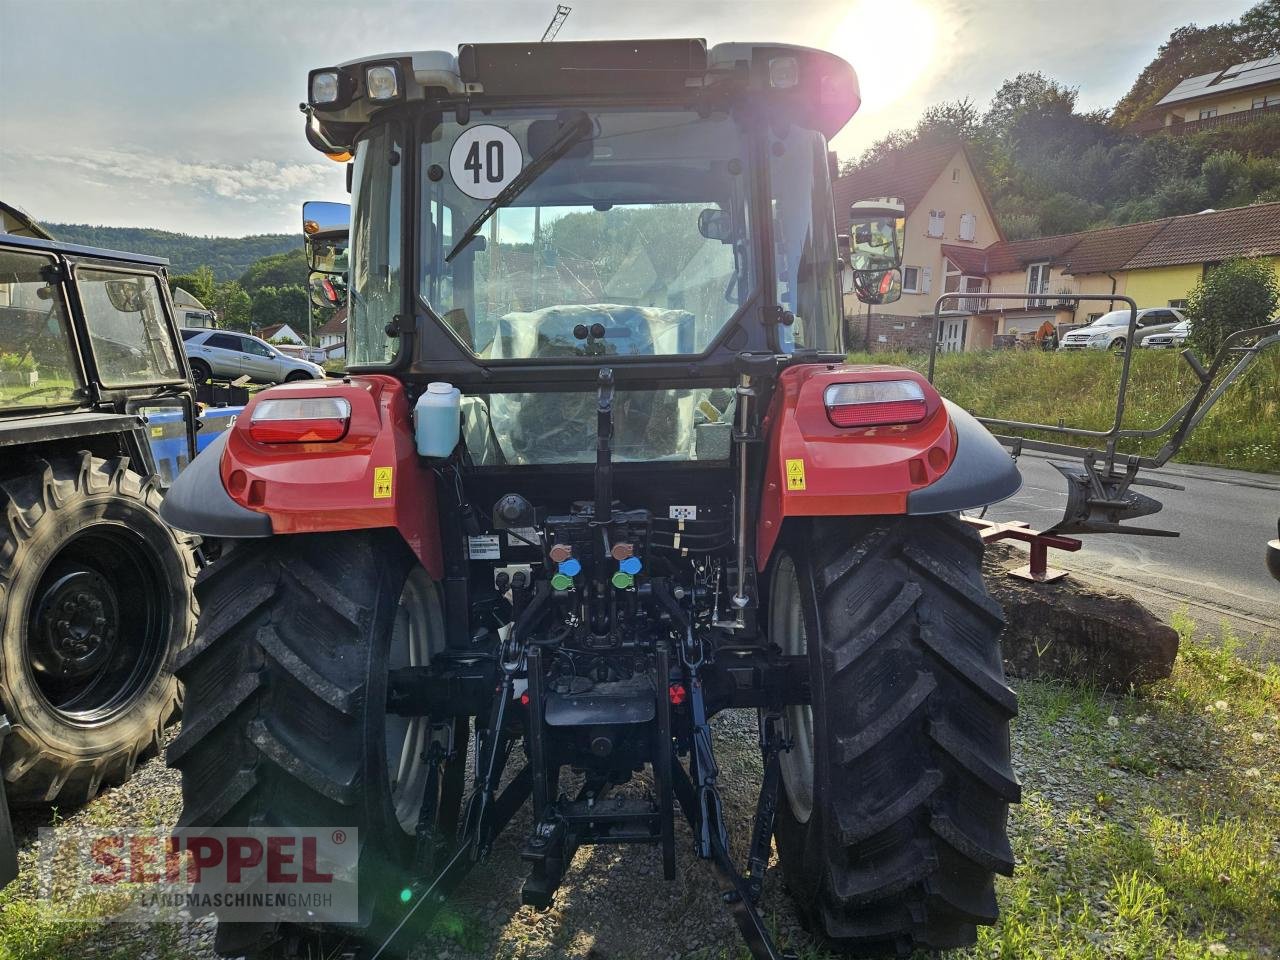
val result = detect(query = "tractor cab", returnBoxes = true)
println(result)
[301,40,901,386]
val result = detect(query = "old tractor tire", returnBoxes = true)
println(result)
[168,530,466,959]
[769,516,1018,956]
[0,453,196,805]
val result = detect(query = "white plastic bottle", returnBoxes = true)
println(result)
[414,382,461,457]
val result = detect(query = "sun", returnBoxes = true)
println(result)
[832,0,941,111]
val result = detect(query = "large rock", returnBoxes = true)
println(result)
[982,544,1179,689]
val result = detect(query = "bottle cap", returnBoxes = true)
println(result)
[427,381,454,394]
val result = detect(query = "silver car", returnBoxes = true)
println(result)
[181,328,325,384]
[1058,307,1184,351]
[1142,318,1191,349]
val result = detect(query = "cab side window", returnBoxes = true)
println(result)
[76,268,181,386]
[0,249,81,407]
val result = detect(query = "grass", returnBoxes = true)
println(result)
[846,348,1280,473]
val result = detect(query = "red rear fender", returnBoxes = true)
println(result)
[220,375,443,578]
[756,364,955,569]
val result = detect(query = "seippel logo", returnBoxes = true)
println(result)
[36,826,360,924]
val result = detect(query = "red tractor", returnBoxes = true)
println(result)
[163,40,1025,959]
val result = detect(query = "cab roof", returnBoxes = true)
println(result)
[0,231,169,268]
[306,39,859,153]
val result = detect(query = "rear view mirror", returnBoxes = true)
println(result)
[853,268,902,305]
[698,208,732,243]
[104,278,146,313]
[847,198,906,272]
[303,200,350,274]
[309,273,347,310]
[527,110,594,159]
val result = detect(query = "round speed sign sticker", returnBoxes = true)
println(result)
[449,125,523,200]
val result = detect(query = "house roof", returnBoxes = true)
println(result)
[939,243,989,275]
[258,323,292,339]
[1156,54,1280,108]
[316,309,347,336]
[943,201,1280,279]
[1057,219,1173,274]
[1122,202,1280,269]
[832,139,963,229]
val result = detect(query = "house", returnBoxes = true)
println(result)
[317,308,346,359]
[936,202,1280,349]
[257,322,306,344]
[1140,54,1280,136]
[833,138,1004,351]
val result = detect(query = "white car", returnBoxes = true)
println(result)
[181,328,326,384]
[1058,307,1185,351]
[1142,318,1191,349]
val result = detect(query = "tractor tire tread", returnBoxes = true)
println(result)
[0,452,195,805]
[776,515,1017,956]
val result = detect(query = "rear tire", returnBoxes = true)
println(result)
[769,516,1018,956]
[189,359,212,384]
[0,454,196,805]
[168,530,465,959]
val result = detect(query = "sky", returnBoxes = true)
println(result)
[0,0,1258,237]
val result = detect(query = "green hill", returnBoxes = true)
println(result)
[43,224,300,281]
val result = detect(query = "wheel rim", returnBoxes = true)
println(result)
[771,554,815,824]
[385,568,447,835]
[25,527,168,725]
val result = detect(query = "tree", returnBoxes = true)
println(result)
[250,284,311,341]
[1184,257,1280,357]
[169,265,215,304]
[240,248,309,293]
[208,280,252,332]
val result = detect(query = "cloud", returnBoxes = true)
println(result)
[21,147,334,205]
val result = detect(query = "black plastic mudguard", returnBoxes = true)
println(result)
[0,716,18,890]
[907,400,1022,515]
[159,431,272,538]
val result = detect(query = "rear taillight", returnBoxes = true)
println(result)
[249,396,351,443]
[824,380,928,428]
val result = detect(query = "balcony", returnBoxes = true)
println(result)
[1144,101,1280,138]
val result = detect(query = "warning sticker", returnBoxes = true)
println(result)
[785,458,807,491]
[373,466,393,499]
[468,535,501,560]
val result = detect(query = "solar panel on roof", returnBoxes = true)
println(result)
[1156,54,1280,106]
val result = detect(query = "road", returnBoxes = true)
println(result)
[985,453,1279,657]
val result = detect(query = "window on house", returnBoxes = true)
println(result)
[1026,262,1050,307]
[959,213,977,242]
[1198,108,1218,120]
[1253,96,1277,109]
[902,266,921,292]
[1168,299,1188,309]
[927,210,945,238]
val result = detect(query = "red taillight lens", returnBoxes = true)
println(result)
[824,380,928,428]
[249,396,351,443]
